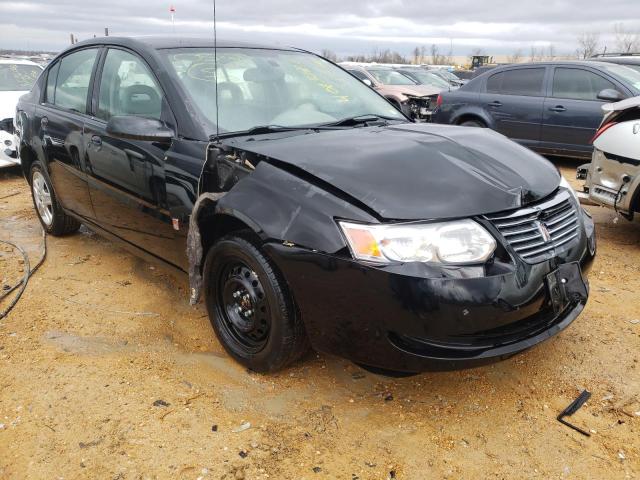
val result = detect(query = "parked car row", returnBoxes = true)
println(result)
[13,36,596,374]
[432,60,640,159]
[0,58,43,168]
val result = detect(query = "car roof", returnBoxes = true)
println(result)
[72,35,299,52]
[590,56,640,65]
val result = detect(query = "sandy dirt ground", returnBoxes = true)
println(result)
[0,160,639,480]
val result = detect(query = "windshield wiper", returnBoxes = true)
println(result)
[213,124,331,140]
[323,114,401,128]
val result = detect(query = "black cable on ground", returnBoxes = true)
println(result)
[0,227,47,320]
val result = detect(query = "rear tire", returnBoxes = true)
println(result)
[29,162,80,236]
[203,233,309,373]
[460,119,486,128]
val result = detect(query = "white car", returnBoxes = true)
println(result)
[578,96,640,220]
[0,58,43,168]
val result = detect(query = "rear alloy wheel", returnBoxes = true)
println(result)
[203,234,308,372]
[460,120,485,128]
[29,162,80,235]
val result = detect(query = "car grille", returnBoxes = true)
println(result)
[485,191,580,262]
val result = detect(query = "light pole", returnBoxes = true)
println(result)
[169,5,176,34]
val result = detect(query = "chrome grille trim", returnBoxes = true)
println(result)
[485,191,580,262]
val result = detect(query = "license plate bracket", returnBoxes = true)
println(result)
[546,262,588,314]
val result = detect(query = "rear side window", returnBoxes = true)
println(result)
[97,48,164,121]
[486,68,545,96]
[54,48,99,112]
[45,62,60,103]
[552,68,618,100]
[349,70,369,82]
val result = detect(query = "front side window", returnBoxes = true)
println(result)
[97,49,164,121]
[54,48,99,112]
[367,69,416,86]
[162,48,405,133]
[0,63,42,92]
[45,62,60,103]
[486,68,545,96]
[552,68,618,100]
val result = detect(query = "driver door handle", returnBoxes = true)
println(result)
[549,105,566,112]
[488,101,503,107]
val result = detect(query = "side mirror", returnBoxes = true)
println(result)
[596,88,624,102]
[362,78,373,87]
[106,115,174,142]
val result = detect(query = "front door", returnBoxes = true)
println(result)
[37,48,100,220]
[541,66,621,156]
[84,48,182,268]
[482,67,546,147]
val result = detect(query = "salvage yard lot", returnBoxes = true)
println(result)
[0,161,639,479]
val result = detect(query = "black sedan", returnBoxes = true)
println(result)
[16,37,596,374]
[432,61,640,159]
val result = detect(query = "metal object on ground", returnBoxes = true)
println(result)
[557,390,592,436]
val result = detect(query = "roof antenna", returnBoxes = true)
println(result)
[212,0,220,141]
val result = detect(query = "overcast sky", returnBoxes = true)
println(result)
[2,0,639,57]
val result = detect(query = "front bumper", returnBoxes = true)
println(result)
[265,209,595,373]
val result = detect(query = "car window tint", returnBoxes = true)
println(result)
[97,49,164,121]
[45,62,60,103]
[349,70,369,82]
[54,48,99,112]
[486,71,503,93]
[552,68,617,100]
[487,68,545,96]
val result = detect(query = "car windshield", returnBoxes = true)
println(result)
[161,48,405,134]
[600,63,640,91]
[0,63,42,91]
[400,70,449,88]
[367,69,417,86]
[442,70,461,81]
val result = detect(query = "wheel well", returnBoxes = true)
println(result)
[198,211,258,257]
[455,114,486,126]
[19,145,37,182]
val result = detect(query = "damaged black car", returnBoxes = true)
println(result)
[15,37,596,373]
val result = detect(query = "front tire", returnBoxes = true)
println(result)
[29,162,80,235]
[203,234,308,372]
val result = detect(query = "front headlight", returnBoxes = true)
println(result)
[559,176,579,204]
[338,219,496,265]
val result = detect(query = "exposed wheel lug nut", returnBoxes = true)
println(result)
[246,309,253,316]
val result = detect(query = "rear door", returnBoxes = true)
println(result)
[541,66,623,156]
[36,48,100,220]
[83,47,182,267]
[482,67,547,147]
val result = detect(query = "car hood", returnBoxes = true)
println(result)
[227,123,560,220]
[377,84,441,98]
[0,91,27,120]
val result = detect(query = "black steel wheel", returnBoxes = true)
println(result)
[203,233,309,372]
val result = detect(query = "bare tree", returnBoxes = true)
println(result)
[507,49,523,63]
[320,49,338,62]
[576,32,600,59]
[614,23,638,53]
[412,46,420,64]
[529,46,542,62]
[545,44,556,60]
[430,44,443,65]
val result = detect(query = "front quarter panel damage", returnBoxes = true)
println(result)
[187,147,377,304]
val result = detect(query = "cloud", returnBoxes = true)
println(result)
[1,0,639,57]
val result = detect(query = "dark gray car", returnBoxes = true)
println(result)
[432,61,640,158]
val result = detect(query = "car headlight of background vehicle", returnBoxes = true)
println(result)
[338,219,496,264]
[559,175,579,204]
